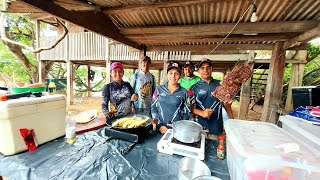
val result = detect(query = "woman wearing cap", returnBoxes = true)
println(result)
[102,62,138,117]
[151,62,190,134]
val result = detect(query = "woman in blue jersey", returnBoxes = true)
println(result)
[151,62,190,134]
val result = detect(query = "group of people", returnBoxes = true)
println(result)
[102,56,234,138]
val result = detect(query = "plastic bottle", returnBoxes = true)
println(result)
[65,111,76,144]
[48,79,56,95]
[217,135,225,160]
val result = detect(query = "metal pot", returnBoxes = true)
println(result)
[173,120,203,143]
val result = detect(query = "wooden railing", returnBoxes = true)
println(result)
[40,32,192,62]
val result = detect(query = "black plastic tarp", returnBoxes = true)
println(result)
[0,127,230,180]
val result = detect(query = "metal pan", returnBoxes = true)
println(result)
[106,114,152,136]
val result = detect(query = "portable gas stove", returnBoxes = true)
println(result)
[157,129,206,160]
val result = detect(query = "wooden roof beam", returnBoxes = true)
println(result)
[19,0,142,50]
[128,34,298,44]
[284,23,320,49]
[146,44,274,54]
[120,21,319,36]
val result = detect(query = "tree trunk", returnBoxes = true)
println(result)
[3,41,38,83]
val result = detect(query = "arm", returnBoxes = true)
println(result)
[127,82,138,101]
[151,75,156,97]
[223,102,234,119]
[101,84,110,116]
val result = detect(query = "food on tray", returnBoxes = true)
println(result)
[212,84,240,104]
[112,116,149,128]
[74,110,97,124]
[212,63,252,103]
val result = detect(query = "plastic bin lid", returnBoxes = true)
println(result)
[279,115,320,147]
[225,119,320,171]
[0,94,66,108]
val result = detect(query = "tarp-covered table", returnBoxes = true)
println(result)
[0,127,230,180]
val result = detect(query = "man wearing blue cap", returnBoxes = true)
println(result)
[189,58,234,139]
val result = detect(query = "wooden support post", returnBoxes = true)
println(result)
[238,51,255,119]
[67,61,74,106]
[285,51,307,111]
[65,21,74,106]
[261,42,286,123]
[157,69,161,85]
[139,46,146,70]
[105,38,111,83]
[86,65,92,97]
[36,20,45,83]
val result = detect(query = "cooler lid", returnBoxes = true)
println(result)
[279,115,320,147]
[0,94,66,108]
[225,119,320,171]
[292,86,317,89]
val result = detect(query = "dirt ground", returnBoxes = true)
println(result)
[69,95,262,121]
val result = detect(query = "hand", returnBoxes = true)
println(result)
[151,119,158,131]
[131,94,138,101]
[201,109,214,118]
[159,126,168,135]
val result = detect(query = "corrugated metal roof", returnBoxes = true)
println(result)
[6,0,320,47]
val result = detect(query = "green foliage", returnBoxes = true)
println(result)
[0,41,30,82]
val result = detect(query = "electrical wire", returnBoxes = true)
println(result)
[207,5,251,55]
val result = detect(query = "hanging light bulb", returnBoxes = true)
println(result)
[250,4,258,22]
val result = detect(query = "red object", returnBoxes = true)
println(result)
[19,128,37,152]
[110,62,124,71]
[217,135,225,160]
[0,96,7,101]
[76,114,106,134]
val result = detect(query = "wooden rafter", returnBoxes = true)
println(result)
[128,33,299,44]
[120,21,319,36]
[18,0,142,50]
[284,23,320,49]
[146,44,274,54]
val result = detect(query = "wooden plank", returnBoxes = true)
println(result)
[284,23,320,49]
[19,0,141,50]
[147,44,274,53]
[67,61,74,106]
[86,65,91,97]
[238,51,255,119]
[190,54,249,61]
[285,50,307,111]
[120,21,319,35]
[261,42,286,123]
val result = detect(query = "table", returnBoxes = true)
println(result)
[0,127,230,180]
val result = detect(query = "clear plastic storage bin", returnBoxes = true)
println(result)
[279,115,320,150]
[225,119,320,180]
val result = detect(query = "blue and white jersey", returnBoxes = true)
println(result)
[131,70,156,114]
[151,83,190,127]
[102,81,135,116]
[189,78,223,134]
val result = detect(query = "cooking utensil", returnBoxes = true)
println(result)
[173,120,203,143]
[178,157,211,180]
[106,114,153,136]
[104,128,138,143]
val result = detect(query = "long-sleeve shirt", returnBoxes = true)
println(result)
[178,75,200,90]
[102,81,135,116]
[131,70,156,116]
[151,83,190,127]
[189,78,223,134]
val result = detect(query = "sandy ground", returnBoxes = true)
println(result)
[69,94,262,121]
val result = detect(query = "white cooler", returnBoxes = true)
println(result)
[0,95,66,155]
[225,119,320,180]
